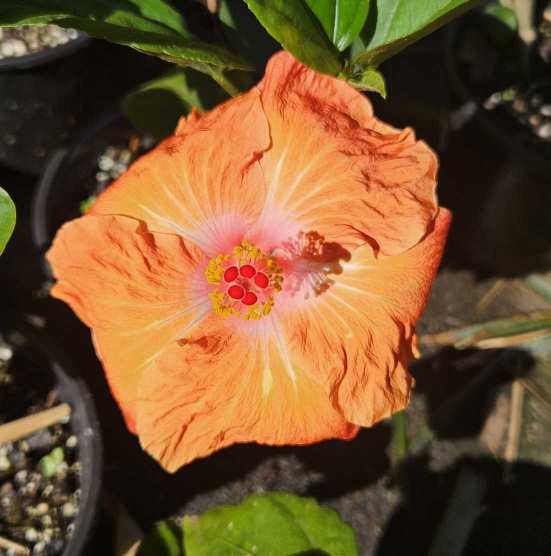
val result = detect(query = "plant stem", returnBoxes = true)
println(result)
[208,68,242,98]
[391,410,409,465]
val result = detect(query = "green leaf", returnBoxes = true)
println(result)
[483,2,517,32]
[80,195,97,215]
[347,65,386,97]
[0,1,252,71]
[305,0,370,51]
[39,447,64,478]
[0,187,15,256]
[354,0,478,67]
[183,492,359,556]
[138,521,182,556]
[422,311,551,350]
[122,68,228,139]
[243,0,342,75]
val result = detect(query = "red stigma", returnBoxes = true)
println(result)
[240,264,256,278]
[228,285,245,299]
[254,272,269,289]
[242,291,258,305]
[224,266,239,283]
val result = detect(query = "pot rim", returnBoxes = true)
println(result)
[31,109,121,277]
[0,33,89,71]
[1,321,103,556]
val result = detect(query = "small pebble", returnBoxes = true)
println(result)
[529,114,542,127]
[112,162,127,178]
[98,156,114,171]
[41,484,54,498]
[26,429,53,451]
[544,6,551,22]
[1,39,16,57]
[119,149,132,165]
[66,435,77,448]
[512,98,527,113]
[11,38,27,57]
[20,481,38,497]
[25,527,39,542]
[61,501,77,518]
[32,541,46,555]
[537,122,551,139]
[484,92,501,110]
[540,104,551,116]
[0,454,11,471]
[0,344,13,361]
[14,470,28,485]
[34,502,49,516]
[18,440,29,453]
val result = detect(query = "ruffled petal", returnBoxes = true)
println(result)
[136,317,358,472]
[256,51,438,256]
[46,214,207,430]
[278,208,451,426]
[90,90,271,255]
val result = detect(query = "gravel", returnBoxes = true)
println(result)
[80,133,155,213]
[0,341,80,556]
[0,25,81,60]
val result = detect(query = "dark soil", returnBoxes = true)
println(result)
[0,341,80,556]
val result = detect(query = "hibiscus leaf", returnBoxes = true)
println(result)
[353,0,479,67]
[182,492,359,556]
[243,0,342,75]
[347,65,387,97]
[138,521,182,556]
[122,68,229,140]
[0,0,252,71]
[0,187,16,256]
[305,0,370,51]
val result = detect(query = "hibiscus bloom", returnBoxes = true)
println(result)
[47,52,450,472]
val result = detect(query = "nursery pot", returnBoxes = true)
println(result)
[443,17,551,277]
[0,321,102,556]
[0,31,90,176]
[31,110,154,277]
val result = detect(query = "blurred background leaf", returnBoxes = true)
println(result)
[305,0,370,51]
[0,187,15,256]
[183,492,359,556]
[122,67,228,140]
[0,0,253,93]
[352,0,479,67]
[347,65,387,96]
[137,521,182,556]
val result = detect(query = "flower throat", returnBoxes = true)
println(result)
[205,240,283,320]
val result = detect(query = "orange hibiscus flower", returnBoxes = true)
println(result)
[47,52,450,472]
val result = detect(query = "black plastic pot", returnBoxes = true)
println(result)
[0,32,165,178]
[0,321,102,556]
[0,33,90,176]
[32,111,150,277]
[0,34,89,72]
[442,18,551,277]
